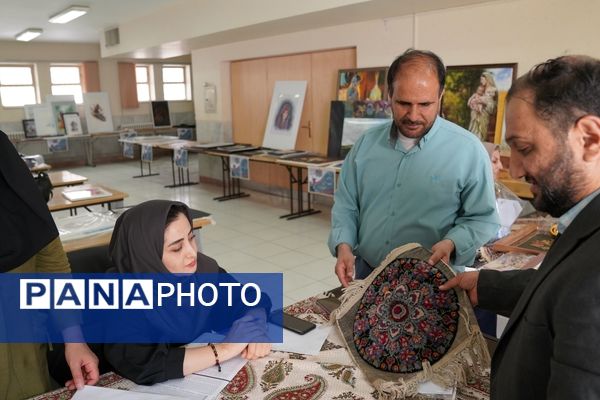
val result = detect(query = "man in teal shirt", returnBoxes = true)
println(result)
[329,49,499,286]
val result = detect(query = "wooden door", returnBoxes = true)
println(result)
[230,58,268,146]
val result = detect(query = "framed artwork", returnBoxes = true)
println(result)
[151,101,171,127]
[22,119,37,138]
[262,81,307,150]
[308,167,336,197]
[230,155,249,180]
[46,95,77,135]
[177,127,193,140]
[83,92,114,133]
[492,224,554,255]
[141,144,153,163]
[62,112,83,136]
[174,148,188,168]
[25,104,58,137]
[441,63,517,148]
[123,142,134,159]
[337,67,391,119]
[46,137,69,153]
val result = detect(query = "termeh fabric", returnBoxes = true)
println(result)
[328,118,499,269]
[333,243,490,399]
[0,130,59,272]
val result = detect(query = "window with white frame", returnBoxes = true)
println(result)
[135,65,152,102]
[50,65,83,103]
[0,65,37,107]
[162,65,191,101]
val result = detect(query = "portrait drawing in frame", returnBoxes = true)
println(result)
[441,63,517,151]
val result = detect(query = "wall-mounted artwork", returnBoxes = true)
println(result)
[83,92,114,133]
[22,119,37,138]
[308,167,336,197]
[151,101,171,127]
[62,112,83,136]
[46,95,77,135]
[262,81,307,150]
[47,137,69,153]
[442,63,517,148]
[230,155,249,180]
[337,67,391,119]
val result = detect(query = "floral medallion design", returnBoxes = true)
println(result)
[222,364,255,399]
[353,257,459,373]
[318,362,356,388]
[264,374,327,400]
[261,359,294,392]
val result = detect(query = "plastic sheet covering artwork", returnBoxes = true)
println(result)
[55,211,118,242]
[332,243,490,399]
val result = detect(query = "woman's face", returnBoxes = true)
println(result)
[491,149,503,179]
[162,213,198,273]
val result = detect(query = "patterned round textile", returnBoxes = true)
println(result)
[353,257,459,373]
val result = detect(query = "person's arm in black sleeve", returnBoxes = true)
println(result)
[104,343,185,385]
[477,269,536,317]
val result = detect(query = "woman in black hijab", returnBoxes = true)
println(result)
[0,131,99,399]
[105,200,271,385]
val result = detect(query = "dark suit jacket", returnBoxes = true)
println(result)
[478,194,600,399]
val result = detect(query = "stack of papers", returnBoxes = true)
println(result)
[62,185,112,202]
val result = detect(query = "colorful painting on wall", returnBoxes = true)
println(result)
[441,63,517,150]
[337,67,391,119]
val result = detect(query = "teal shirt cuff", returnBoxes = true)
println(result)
[328,228,357,257]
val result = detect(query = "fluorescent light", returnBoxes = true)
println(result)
[15,28,43,42]
[49,5,89,24]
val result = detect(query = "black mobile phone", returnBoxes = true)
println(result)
[282,313,316,335]
[271,310,316,335]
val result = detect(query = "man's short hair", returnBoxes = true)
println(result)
[507,55,600,135]
[387,49,446,96]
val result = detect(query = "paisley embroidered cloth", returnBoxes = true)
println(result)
[353,257,459,373]
[333,243,490,399]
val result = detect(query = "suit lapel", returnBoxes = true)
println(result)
[498,195,600,340]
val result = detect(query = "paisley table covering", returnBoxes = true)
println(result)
[31,294,490,400]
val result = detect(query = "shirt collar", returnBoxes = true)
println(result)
[388,116,441,151]
[557,187,600,233]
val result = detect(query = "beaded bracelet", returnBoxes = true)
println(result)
[208,343,221,372]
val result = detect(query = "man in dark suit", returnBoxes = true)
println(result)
[441,55,600,399]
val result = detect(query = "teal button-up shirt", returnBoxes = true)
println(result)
[328,118,499,269]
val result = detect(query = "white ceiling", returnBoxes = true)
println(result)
[0,0,176,43]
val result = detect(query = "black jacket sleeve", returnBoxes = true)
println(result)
[477,269,536,317]
[104,342,185,385]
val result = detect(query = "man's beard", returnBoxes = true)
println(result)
[530,146,582,217]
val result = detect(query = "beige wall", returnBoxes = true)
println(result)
[190,0,600,142]
[0,41,194,127]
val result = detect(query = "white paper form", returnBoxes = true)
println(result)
[72,385,186,400]
[270,323,333,356]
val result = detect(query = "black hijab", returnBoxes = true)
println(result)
[109,199,219,274]
[0,131,59,272]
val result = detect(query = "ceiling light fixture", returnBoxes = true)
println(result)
[49,5,89,24]
[15,28,43,42]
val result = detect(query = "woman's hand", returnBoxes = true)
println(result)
[241,343,272,360]
[64,342,99,390]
